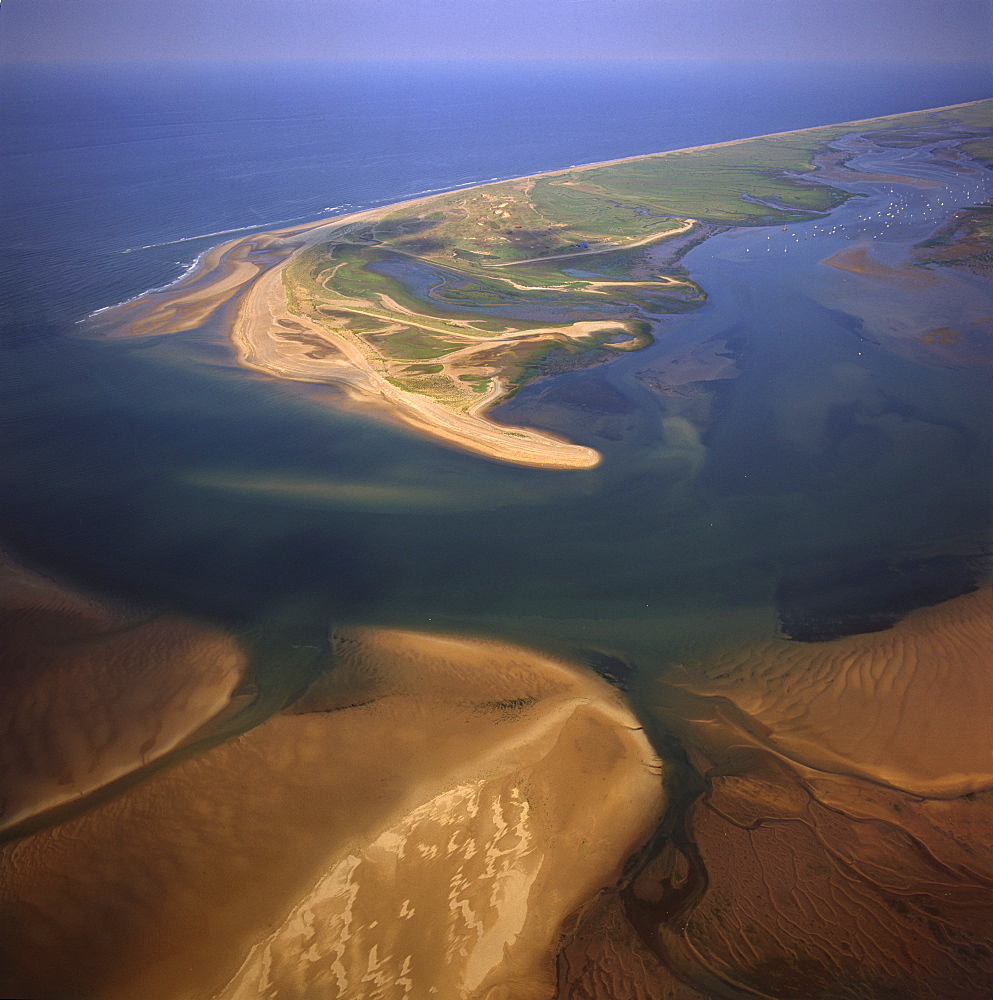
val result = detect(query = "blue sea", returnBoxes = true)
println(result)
[0,58,990,660]
[2,59,990,328]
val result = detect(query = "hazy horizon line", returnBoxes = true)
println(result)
[6,53,991,68]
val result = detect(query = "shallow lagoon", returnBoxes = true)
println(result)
[2,61,992,999]
[2,125,991,673]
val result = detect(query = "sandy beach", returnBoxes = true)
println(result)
[1,626,662,1000]
[229,255,604,469]
[93,99,988,470]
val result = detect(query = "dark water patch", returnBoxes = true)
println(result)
[808,301,875,344]
[776,552,990,642]
[493,367,657,452]
[367,252,634,323]
[3,62,992,673]
[532,376,638,415]
[870,128,983,148]
[582,650,638,692]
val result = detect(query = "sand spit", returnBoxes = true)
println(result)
[0,628,662,1000]
[0,554,253,838]
[93,100,989,471]
[93,209,390,341]
[554,587,993,999]
[229,255,602,470]
[92,100,989,469]
[97,205,602,468]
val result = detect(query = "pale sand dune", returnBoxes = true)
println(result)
[0,628,662,1000]
[103,236,282,338]
[103,218,604,468]
[0,555,253,836]
[658,587,993,796]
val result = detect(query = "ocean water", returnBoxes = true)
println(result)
[3,58,990,327]
[0,58,991,663]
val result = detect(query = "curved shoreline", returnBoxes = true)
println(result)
[228,247,604,469]
[1,623,664,999]
[93,99,989,470]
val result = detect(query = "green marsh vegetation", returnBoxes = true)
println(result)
[280,100,993,415]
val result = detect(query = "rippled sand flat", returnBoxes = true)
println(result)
[668,586,993,796]
[0,626,662,1000]
[556,587,993,999]
[0,555,253,837]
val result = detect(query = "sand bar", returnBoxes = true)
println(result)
[1,626,663,1000]
[659,586,993,797]
[0,554,254,839]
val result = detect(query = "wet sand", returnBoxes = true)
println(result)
[0,554,253,839]
[0,627,662,1000]
[8,579,989,998]
[556,586,993,999]
[667,586,993,797]
[822,245,939,284]
[229,256,603,469]
[812,247,993,371]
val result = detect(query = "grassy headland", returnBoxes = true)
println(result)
[101,99,992,467]
[271,99,991,464]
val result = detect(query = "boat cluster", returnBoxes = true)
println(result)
[740,175,993,255]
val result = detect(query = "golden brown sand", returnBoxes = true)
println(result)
[96,212,602,469]
[228,258,602,469]
[0,627,662,1000]
[3,553,990,998]
[666,587,993,797]
[555,586,993,999]
[822,245,939,284]
[0,555,253,838]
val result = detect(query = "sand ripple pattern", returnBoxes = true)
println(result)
[1,626,662,1000]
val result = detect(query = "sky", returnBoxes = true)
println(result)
[1,0,991,65]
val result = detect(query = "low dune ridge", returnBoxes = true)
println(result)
[228,257,602,469]
[0,555,253,837]
[0,627,662,1000]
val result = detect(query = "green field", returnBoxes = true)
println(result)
[281,99,993,413]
